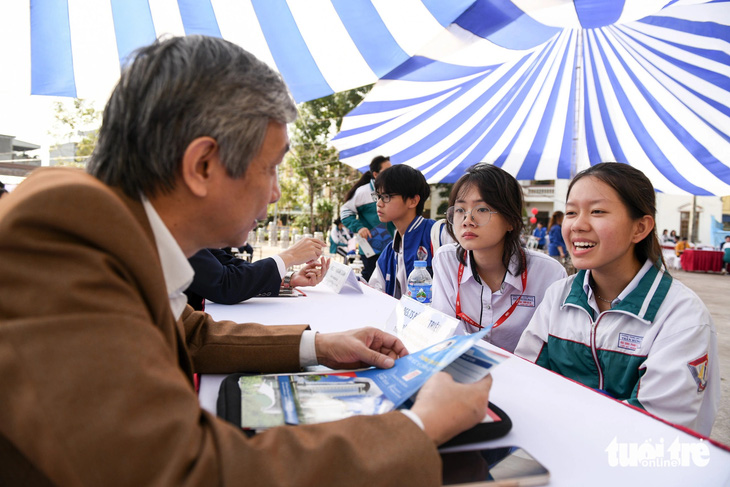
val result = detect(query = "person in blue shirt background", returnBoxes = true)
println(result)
[548,211,567,262]
[532,222,547,250]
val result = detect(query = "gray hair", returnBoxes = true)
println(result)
[87,35,297,198]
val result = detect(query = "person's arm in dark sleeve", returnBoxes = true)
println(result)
[186,248,282,305]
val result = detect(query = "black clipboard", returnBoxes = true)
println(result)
[216,372,511,444]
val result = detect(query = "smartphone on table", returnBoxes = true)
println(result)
[441,446,549,486]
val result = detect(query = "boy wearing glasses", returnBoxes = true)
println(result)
[368,164,435,298]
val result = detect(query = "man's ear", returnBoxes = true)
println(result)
[632,215,655,243]
[180,137,219,197]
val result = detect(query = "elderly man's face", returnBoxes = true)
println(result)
[214,120,288,247]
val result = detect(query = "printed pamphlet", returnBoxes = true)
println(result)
[238,329,507,430]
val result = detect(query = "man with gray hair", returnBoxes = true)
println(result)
[0,36,492,486]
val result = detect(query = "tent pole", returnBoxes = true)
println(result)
[571,29,584,179]
[690,195,697,243]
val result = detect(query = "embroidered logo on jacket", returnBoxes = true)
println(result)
[617,333,643,352]
[417,245,428,261]
[687,354,709,392]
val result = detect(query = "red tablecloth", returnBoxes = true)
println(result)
[680,249,724,272]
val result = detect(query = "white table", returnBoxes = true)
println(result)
[200,282,730,486]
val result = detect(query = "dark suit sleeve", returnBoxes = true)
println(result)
[186,249,282,305]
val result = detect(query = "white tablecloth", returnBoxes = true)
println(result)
[200,282,730,486]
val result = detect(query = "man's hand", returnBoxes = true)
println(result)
[410,373,493,446]
[278,237,325,268]
[315,327,408,370]
[357,227,372,240]
[290,257,330,288]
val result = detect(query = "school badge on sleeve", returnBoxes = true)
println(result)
[687,354,709,392]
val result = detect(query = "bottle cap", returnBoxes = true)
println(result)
[414,260,426,267]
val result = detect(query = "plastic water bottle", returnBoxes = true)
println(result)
[407,260,432,305]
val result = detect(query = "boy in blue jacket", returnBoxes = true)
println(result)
[368,164,434,298]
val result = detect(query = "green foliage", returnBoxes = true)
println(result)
[285,85,373,231]
[290,213,313,233]
[314,198,335,232]
[49,98,101,166]
[275,171,307,213]
[434,183,453,216]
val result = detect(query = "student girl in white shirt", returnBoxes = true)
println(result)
[515,163,719,435]
[431,164,566,353]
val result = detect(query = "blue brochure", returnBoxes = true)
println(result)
[238,330,506,430]
[357,329,499,407]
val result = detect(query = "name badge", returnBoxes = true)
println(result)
[511,294,535,307]
[617,333,643,352]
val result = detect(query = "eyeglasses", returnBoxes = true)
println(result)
[446,205,498,226]
[372,192,399,203]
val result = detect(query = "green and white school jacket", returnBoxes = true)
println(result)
[515,260,719,436]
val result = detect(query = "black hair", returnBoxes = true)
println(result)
[446,164,525,275]
[373,164,430,216]
[344,155,390,202]
[567,162,665,271]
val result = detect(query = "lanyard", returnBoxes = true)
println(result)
[455,251,527,330]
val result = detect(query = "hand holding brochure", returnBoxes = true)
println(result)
[385,296,460,353]
[236,330,506,430]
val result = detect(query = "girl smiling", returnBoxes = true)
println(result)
[515,163,719,435]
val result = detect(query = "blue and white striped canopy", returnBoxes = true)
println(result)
[332,0,730,195]
[30,0,473,102]
[27,0,730,194]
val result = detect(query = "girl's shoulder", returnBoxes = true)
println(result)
[434,242,460,263]
[353,182,373,197]
[661,277,713,320]
[524,248,566,271]
[349,184,376,207]
[435,242,458,255]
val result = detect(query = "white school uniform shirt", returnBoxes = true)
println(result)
[368,238,406,297]
[431,244,567,352]
[515,261,719,435]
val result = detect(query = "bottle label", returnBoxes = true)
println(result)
[407,283,432,304]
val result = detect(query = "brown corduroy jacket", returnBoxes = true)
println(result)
[0,167,440,487]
